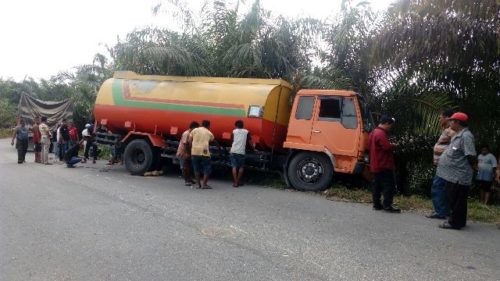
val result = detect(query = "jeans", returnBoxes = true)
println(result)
[431,175,449,217]
[58,142,68,161]
[372,170,396,208]
[66,156,82,167]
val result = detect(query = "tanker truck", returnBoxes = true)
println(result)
[93,71,374,191]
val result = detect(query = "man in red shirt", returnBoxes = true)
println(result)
[32,116,42,163]
[369,115,400,213]
[68,121,79,147]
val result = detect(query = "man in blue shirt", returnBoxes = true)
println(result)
[11,119,29,164]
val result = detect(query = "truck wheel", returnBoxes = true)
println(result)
[123,139,153,175]
[287,152,333,191]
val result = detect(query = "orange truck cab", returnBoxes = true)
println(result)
[282,89,373,191]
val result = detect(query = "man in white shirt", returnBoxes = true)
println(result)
[476,145,497,205]
[230,120,253,187]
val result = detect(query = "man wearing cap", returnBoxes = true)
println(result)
[369,115,401,213]
[436,112,476,230]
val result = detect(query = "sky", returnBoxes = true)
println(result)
[0,0,394,81]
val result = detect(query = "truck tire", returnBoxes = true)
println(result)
[123,139,153,175]
[287,152,333,191]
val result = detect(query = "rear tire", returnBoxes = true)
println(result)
[123,139,153,175]
[287,152,333,191]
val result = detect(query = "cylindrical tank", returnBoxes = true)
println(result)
[94,71,293,150]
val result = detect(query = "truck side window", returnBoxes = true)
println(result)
[318,97,341,121]
[295,96,314,120]
[341,97,358,129]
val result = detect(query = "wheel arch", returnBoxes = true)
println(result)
[121,132,165,148]
[284,148,336,173]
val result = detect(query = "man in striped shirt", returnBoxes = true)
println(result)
[426,109,455,219]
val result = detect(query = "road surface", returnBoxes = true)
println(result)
[1,139,499,281]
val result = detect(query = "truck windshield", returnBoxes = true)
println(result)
[357,95,374,132]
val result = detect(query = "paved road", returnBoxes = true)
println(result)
[1,139,499,281]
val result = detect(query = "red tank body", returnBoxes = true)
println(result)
[94,72,293,150]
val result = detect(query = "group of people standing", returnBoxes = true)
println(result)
[176,119,253,189]
[11,116,51,165]
[369,110,499,230]
[11,117,98,168]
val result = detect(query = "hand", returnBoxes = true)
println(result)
[11,140,14,146]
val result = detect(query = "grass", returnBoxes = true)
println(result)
[324,185,500,224]
[0,128,12,139]
[468,201,500,224]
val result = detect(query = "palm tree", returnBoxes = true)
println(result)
[371,0,499,146]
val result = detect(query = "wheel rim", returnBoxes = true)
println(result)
[296,157,324,184]
[133,149,145,165]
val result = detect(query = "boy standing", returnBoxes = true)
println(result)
[476,145,497,205]
[230,120,253,187]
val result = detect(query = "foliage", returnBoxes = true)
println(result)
[0,98,17,128]
[114,0,321,89]
[368,0,500,192]
[54,53,114,128]
[318,0,375,95]
[111,28,209,76]
[372,0,500,147]
[0,128,12,138]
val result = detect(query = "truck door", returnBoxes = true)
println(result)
[286,95,316,144]
[309,96,360,159]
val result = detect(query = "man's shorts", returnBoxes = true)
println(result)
[191,156,212,175]
[477,180,493,192]
[34,142,42,152]
[230,153,246,168]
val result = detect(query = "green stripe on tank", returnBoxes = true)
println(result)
[112,79,246,116]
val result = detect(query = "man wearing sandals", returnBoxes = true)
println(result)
[436,112,476,230]
[189,120,214,189]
